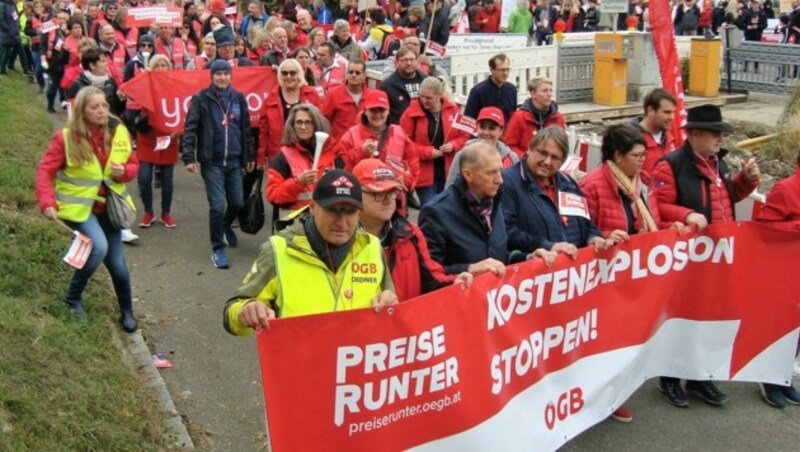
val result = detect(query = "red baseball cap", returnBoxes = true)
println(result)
[364,91,390,110]
[477,107,504,127]
[352,159,404,193]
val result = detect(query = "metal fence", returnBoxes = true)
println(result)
[556,43,595,103]
[721,42,800,95]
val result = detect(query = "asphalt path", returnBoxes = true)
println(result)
[125,162,800,451]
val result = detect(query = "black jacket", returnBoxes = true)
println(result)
[418,6,451,46]
[419,176,511,275]
[380,69,427,125]
[67,72,125,115]
[463,77,518,125]
[181,85,255,168]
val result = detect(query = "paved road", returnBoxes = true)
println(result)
[124,103,800,451]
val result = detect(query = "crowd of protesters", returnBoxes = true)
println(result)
[17,0,800,414]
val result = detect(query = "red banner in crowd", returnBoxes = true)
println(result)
[126,6,184,28]
[119,67,277,134]
[650,0,687,147]
[256,223,800,451]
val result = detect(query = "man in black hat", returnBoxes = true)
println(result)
[652,103,760,408]
[207,25,253,68]
[182,59,256,269]
[223,169,398,335]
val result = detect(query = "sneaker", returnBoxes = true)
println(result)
[610,406,633,423]
[61,100,68,109]
[686,380,729,406]
[781,385,800,405]
[121,228,140,243]
[760,383,787,408]
[659,378,689,408]
[161,213,177,228]
[139,212,155,228]
[212,248,229,269]
[224,227,238,247]
[67,302,90,321]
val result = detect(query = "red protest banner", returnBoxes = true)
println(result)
[119,66,277,134]
[650,0,687,147]
[256,223,800,451]
[126,6,184,28]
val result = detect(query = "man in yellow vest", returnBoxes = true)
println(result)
[224,169,398,335]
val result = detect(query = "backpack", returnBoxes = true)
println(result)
[376,27,401,60]
[681,6,699,32]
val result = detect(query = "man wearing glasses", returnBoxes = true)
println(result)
[182,59,256,269]
[380,45,427,125]
[463,53,518,125]
[322,59,371,139]
[188,32,216,70]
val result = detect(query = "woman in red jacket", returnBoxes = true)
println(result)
[35,87,140,333]
[134,55,180,229]
[266,104,346,222]
[354,158,471,302]
[757,150,800,231]
[63,18,85,69]
[399,76,470,206]
[340,90,419,193]
[258,58,322,167]
[579,124,685,423]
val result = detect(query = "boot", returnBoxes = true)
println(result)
[119,310,138,333]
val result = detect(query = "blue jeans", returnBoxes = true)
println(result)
[31,50,45,88]
[65,213,132,311]
[200,164,244,250]
[138,162,174,214]
[416,179,445,206]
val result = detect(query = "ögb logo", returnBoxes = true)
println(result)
[544,387,584,430]
[351,263,378,274]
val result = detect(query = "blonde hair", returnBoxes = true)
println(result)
[148,54,172,70]
[420,76,454,103]
[278,58,308,88]
[67,87,114,165]
[265,16,281,33]
[252,28,272,49]
[78,37,98,54]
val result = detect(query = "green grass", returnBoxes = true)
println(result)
[0,75,167,449]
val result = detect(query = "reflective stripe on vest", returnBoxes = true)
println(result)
[267,234,384,318]
[282,146,315,210]
[55,126,136,222]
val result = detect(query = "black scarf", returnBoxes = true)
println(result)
[304,216,353,272]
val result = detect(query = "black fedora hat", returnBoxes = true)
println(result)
[683,104,733,133]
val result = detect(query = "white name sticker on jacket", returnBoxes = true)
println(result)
[155,136,171,151]
[558,192,590,219]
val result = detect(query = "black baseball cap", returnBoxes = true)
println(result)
[312,169,363,209]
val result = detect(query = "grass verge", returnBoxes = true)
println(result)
[0,74,167,449]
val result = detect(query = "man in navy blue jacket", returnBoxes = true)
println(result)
[419,142,526,276]
[182,59,255,269]
[463,53,518,125]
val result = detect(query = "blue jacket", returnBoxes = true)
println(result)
[419,176,510,275]
[181,85,255,168]
[239,13,269,42]
[0,0,21,47]
[463,77,518,125]
[502,161,602,252]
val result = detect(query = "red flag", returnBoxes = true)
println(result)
[119,66,276,134]
[649,0,687,147]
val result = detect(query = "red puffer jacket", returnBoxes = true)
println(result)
[257,85,322,166]
[579,163,666,235]
[652,148,758,225]
[321,85,370,140]
[399,98,470,188]
[757,166,800,231]
[265,138,345,210]
[386,217,454,302]
[340,123,419,191]
[505,100,566,158]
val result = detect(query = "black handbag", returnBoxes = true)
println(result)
[239,170,265,235]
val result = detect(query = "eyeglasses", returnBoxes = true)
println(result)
[397,58,416,63]
[140,43,153,48]
[532,148,564,163]
[294,119,314,128]
[281,70,298,77]
[367,190,399,202]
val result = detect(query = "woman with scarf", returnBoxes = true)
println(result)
[578,124,685,422]
[265,104,345,223]
[35,86,140,333]
[66,47,123,115]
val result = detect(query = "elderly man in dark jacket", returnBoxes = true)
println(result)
[182,59,255,269]
[420,141,526,277]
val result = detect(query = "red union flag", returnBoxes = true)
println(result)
[649,0,687,147]
[256,223,800,451]
[426,41,446,57]
[119,67,277,134]
[450,113,476,135]
[126,6,184,28]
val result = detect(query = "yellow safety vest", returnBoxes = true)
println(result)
[267,233,385,318]
[54,126,136,222]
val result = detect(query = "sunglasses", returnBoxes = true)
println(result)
[281,70,298,77]
[140,43,153,48]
